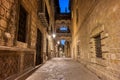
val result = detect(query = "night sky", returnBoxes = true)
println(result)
[59,0,70,13]
[61,40,66,45]
[59,0,70,45]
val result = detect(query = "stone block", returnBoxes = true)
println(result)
[0,19,7,28]
[0,7,5,17]
[2,0,11,9]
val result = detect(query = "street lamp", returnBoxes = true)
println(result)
[57,41,60,44]
[52,33,56,38]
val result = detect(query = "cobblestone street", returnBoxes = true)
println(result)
[26,58,100,80]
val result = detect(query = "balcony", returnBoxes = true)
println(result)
[38,13,49,27]
[56,33,71,37]
[38,0,49,27]
[55,13,71,20]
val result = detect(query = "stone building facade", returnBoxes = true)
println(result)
[0,0,54,79]
[71,0,120,80]
[1,0,120,80]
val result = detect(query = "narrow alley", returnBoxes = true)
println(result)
[26,58,100,80]
[1,0,120,80]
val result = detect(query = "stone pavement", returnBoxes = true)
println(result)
[26,58,100,80]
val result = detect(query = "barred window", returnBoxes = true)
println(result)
[77,45,80,55]
[94,35,102,58]
[17,5,28,42]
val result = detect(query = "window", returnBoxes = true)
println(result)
[94,35,102,58]
[77,45,80,55]
[58,26,70,33]
[49,0,51,5]
[17,5,28,42]
[76,9,78,24]
[38,0,44,12]
[45,5,49,24]
[60,27,68,31]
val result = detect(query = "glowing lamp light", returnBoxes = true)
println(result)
[52,33,56,38]
[57,41,60,44]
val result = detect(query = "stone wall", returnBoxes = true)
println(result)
[0,49,35,80]
[71,0,120,80]
[0,0,18,46]
[0,0,51,79]
[0,51,20,80]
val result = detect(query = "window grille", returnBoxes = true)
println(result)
[94,35,102,58]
